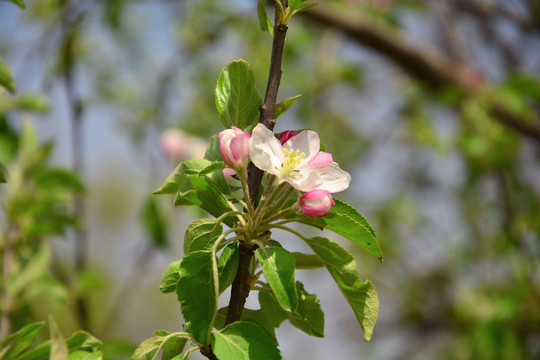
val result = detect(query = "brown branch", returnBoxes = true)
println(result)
[224,5,289,328]
[298,6,540,143]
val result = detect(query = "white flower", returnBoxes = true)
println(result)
[249,124,351,192]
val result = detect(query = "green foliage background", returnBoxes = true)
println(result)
[1,0,539,359]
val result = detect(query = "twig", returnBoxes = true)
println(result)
[224,1,289,328]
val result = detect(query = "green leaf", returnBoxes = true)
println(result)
[175,175,235,226]
[258,283,324,337]
[288,282,324,337]
[292,252,324,269]
[7,0,25,9]
[16,330,103,360]
[292,2,317,14]
[215,60,262,129]
[257,0,274,36]
[256,247,297,312]
[49,318,68,360]
[304,237,379,341]
[153,163,188,195]
[161,335,188,360]
[298,199,383,261]
[0,322,45,359]
[274,95,301,119]
[160,260,182,294]
[203,135,222,162]
[8,94,49,112]
[211,322,281,360]
[34,168,85,192]
[258,292,287,329]
[130,333,187,360]
[67,351,102,360]
[0,57,16,94]
[183,218,223,255]
[214,307,278,345]
[176,250,217,344]
[141,196,168,248]
[218,243,239,294]
[180,159,213,175]
[289,0,310,11]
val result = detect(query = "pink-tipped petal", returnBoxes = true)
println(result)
[308,151,333,167]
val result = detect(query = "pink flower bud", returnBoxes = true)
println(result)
[300,190,335,217]
[218,127,251,167]
[279,130,298,145]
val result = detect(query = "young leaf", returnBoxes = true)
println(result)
[161,335,188,360]
[176,250,217,345]
[175,175,235,226]
[256,247,297,313]
[130,333,187,360]
[183,218,223,255]
[211,322,281,360]
[49,318,68,360]
[0,322,45,359]
[215,60,262,129]
[274,95,301,119]
[153,163,187,195]
[289,0,310,11]
[218,243,239,293]
[257,0,274,37]
[141,196,168,248]
[297,199,383,261]
[160,260,182,294]
[0,57,16,94]
[304,237,379,341]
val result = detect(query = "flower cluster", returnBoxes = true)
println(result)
[218,124,350,217]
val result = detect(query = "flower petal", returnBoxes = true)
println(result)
[249,124,283,176]
[313,163,351,192]
[284,130,320,162]
[308,151,333,167]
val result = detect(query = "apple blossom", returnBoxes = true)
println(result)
[218,126,251,168]
[300,190,335,217]
[249,123,351,192]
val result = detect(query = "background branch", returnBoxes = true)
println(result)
[299,5,540,143]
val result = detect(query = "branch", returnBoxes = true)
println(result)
[224,6,289,327]
[298,6,540,143]
[60,0,89,330]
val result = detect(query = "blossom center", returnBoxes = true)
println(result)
[279,148,306,178]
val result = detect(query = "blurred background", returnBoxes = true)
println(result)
[1,0,539,359]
